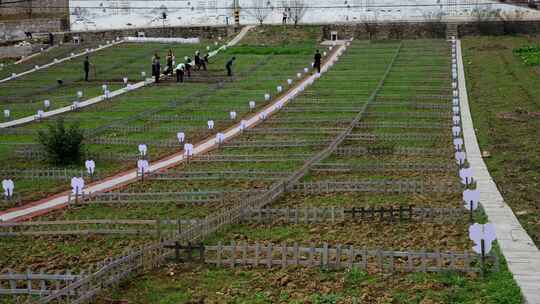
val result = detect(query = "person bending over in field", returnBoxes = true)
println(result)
[314,50,322,73]
[175,63,185,83]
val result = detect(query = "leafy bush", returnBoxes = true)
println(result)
[37,118,85,165]
[513,46,540,66]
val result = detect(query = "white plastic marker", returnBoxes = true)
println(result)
[43,100,51,109]
[453,137,464,151]
[249,101,256,110]
[304,67,309,73]
[141,71,146,79]
[36,110,44,119]
[297,73,302,79]
[70,177,85,197]
[123,77,128,85]
[127,84,133,90]
[230,111,237,120]
[35,65,40,69]
[3,110,9,119]
[469,223,496,257]
[287,79,293,85]
[455,151,466,166]
[259,112,268,121]
[77,91,83,99]
[138,144,148,156]
[2,179,14,199]
[184,143,194,157]
[72,101,80,110]
[329,46,333,51]
[460,167,474,185]
[102,84,108,92]
[240,120,247,131]
[104,90,111,99]
[206,46,211,51]
[207,120,215,130]
[463,188,480,222]
[277,86,283,93]
[453,97,459,106]
[216,132,225,145]
[452,126,461,137]
[453,106,460,115]
[11,73,16,78]
[323,51,327,56]
[177,132,185,143]
[137,159,149,180]
[264,94,271,101]
[85,159,96,176]
[453,115,461,125]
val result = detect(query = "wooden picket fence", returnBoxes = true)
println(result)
[191,153,311,163]
[334,146,452,157]
[0,168,96,181]
[0,219,202,239]
[239,206,468,224]
[291,180,461,194]
[166,242,499,274]
[147,170,291,181]
[312,161,455,173]
[0,269,83,296]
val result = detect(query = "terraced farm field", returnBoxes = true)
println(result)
[0,28,526,304]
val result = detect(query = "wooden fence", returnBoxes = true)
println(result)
[0,168,96,181]
[239,206,467,224]
[68,190,265,206]
[169,242,499,274]
[312,162,455,173]
[291,180,461,194]
[0,269,83,296]
[0,219,202,238]
[147,170,291,182]
[334,146,452,157]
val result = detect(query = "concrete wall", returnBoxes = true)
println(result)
[0,19,66,41]
[55,25,232,44]
[322,22,448,40]
[0,0,68,18]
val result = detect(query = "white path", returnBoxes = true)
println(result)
[457,40,540,304]
[0,39,346,223]
[0,26,254,129]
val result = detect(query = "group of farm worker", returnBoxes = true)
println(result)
[83,48,322,84]
[151,49,214,83]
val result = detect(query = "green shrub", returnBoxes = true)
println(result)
[37,118,85,165]
[513,45,540,66]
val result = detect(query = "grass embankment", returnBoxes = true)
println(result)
[462,36,540,245]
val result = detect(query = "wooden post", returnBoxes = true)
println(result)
[267,243,273,268]
[281,242,287,269]
[217,242,222,267]
[255,242,260,267]
[230,241,236,268]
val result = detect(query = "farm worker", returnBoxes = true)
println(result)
[282,11,288,25]
[226,57,236,77]
[176,63,185,83]
[152,53,161,83]
[204,53,210,65]
[185,57,192,77]
[194,51,202,70]
[314,50,322,73]
[48,32,54,46]
[166,49,174,75]
[83,56,90,81]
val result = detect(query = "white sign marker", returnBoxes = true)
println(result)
[177,132,185,143]
[463,189,480,210]
[230,111,237,120]
[469,223,496,255]
[4,109,10,119]
[2,179,14,199]
[207,120,215,129]
[138,144,148,156]
[85,160,96,175]
[249,101,256,110]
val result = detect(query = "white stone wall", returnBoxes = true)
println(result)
[69,0,540,31]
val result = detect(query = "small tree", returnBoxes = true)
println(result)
[282,0,307,26]
[247,0,272,25]
[38,118,85,165]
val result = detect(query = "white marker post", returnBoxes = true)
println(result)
[240,120,247,132]
[455,151,466,167]
[85,159,96,178]
[177,132,185,144]
[230,111,237,120]
[264,94,271,101]
[138,144,148,158]
[463,189,480,222]
[216,132,225,146]
[287,79,293,86]
[249,101,256,111]
[4,109,10,120]
[453,137,464,151]
[469,223,496,272]
[44,100,50,110]
[137,159,149,181]
[207,120,215,130]
[460,167,475,187]
[277,86,283,93]
[70,177,85,203]
[2,179,14,200]
[184,143,194,161]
